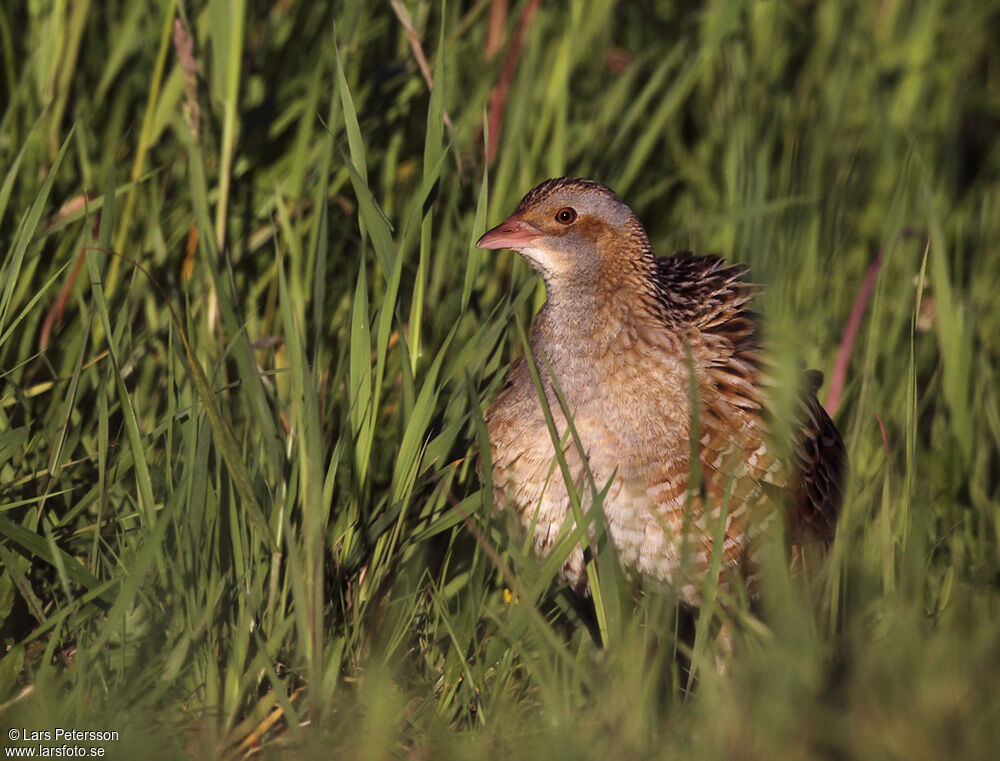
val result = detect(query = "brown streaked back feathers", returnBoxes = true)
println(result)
[653,252,846,537]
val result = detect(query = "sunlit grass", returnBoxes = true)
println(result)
[1,1,998,759]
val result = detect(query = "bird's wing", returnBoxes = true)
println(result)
[788,373,847,540]
[654,253,846,540]
[654,253,762,410]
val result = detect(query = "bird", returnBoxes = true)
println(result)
[476,177,846,604]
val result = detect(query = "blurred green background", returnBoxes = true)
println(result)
[1,0,999,758]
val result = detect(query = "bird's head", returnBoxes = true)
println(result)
[476,178,651,286]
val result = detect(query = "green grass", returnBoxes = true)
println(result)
[1,1,999,758]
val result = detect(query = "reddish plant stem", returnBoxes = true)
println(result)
[486,0,541,163]
[40,211,98,350]
[825,248,883,416]
[876,414,890,456]
[390,0,454,132]
[485,0,508,58]
[825,229,924,416]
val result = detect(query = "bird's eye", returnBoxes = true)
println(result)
[555,207,577,225]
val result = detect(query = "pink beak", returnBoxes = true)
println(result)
[476,214,542,250]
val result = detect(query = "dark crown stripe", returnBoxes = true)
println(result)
[515,177,620,212]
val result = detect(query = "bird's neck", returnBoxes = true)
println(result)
[531,257,663,374]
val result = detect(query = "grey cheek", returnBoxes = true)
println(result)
[584,196,630,228]
[550,236,577,255]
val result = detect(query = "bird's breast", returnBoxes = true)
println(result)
[486,340,740,599]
